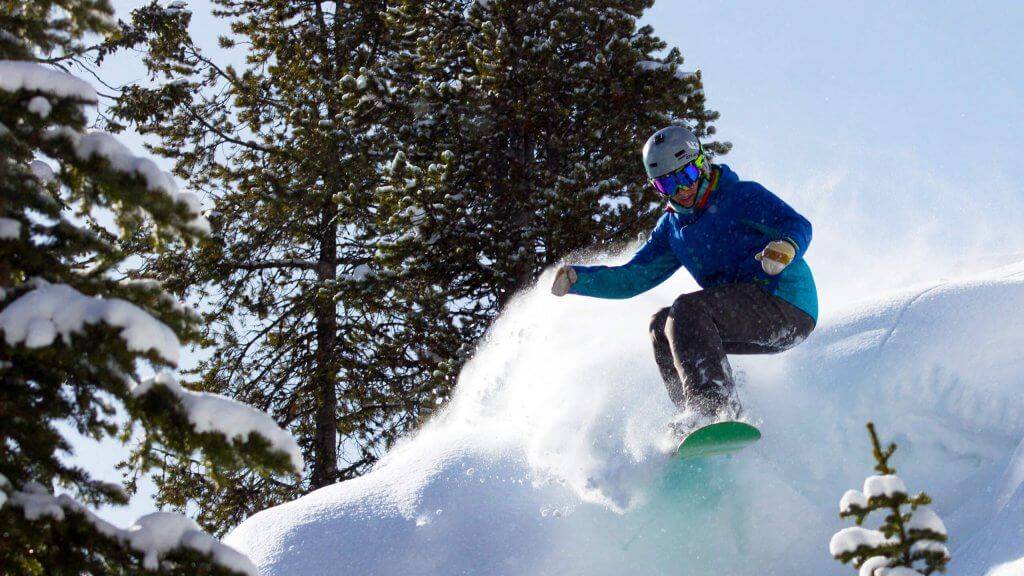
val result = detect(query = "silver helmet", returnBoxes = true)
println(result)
[642,126,703,179]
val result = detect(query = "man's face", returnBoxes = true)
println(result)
[670,180,700,208]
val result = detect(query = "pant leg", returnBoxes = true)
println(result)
[650,307,687,408]
[713,285,816,355]
[650,283,815,414]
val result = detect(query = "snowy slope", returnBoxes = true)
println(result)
[227,260,1024,576]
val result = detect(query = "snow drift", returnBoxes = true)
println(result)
[227,259,1024,576]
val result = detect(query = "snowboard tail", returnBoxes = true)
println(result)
[675,421,761,459]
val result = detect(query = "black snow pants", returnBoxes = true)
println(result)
[649,283,815,416]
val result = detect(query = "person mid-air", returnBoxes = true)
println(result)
[551,125,817,436]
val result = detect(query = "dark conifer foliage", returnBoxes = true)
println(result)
[106,0,424,534]
[377,0,728,358]
[0,1,298,573]
[105,0,728,536]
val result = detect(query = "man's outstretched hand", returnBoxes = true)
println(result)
[755,240,797,276]
[551,266,578,296]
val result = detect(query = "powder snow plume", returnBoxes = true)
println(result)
[226,256,1024,576]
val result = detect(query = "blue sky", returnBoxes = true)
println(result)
[87,0,1024,525]
[643,1,1024,308]
[98,0,1024,304]
[647,2,1023,178]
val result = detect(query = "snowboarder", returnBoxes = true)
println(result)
[551,126,817,434]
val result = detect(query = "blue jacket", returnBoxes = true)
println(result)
[570,164,818,321]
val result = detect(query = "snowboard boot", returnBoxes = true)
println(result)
[668,378,744,440]
[667,410,715,440]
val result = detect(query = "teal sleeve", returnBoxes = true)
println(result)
[568,217,681,299]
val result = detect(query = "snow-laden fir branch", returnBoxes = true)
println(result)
[0,282,181,364]
[133,373,304,472]
[4,481,257,575]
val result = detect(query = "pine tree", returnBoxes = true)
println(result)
[103,0,440,534]
[830,423,951,576]
[377,0,730,352]
[0,1,300,573]
[97,0,730,536]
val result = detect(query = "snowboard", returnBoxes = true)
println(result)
[674,421,761,460]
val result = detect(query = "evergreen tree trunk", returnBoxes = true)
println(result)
[502,127,538,309]
[312,202,340,489]
[105,0,412,533]
[101,0,732,537]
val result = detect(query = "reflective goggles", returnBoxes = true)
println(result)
[650,155,705,196]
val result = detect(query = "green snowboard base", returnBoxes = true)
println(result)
[674,421,761,460]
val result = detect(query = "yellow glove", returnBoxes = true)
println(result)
[551,266,578,296]
[755,240,797,276]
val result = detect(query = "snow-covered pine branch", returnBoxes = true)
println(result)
[0,60,98,102]
[133,373,304,473]
[0,6,302,572]
[0,64,209,237]
[0,281,181,363]
[3,481,257,575]
[637,59,696,81]
[40,126,211,235]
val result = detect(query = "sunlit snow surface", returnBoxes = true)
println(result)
[228,261,1024,576]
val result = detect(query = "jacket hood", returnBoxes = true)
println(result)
[716,163,739,187]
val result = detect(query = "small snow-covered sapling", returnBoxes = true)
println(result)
[829,422,950,576]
